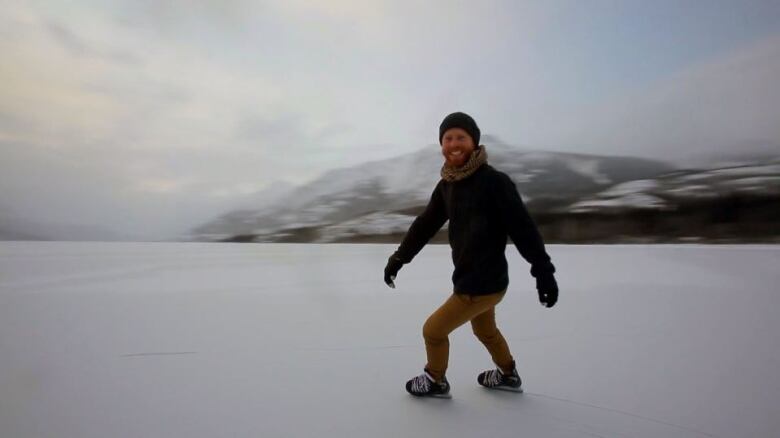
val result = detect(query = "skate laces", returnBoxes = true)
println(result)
[410,372,433,393]
[483,368,506,387]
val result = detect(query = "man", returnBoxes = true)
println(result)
[384,112,559,398]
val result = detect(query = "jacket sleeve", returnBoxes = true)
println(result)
[492,172,555,278]
[393,181,448,264]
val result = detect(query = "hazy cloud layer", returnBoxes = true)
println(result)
[547,35,780,161]
[1,1,779,239]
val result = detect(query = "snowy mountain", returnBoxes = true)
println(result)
[232,180,297,211]
[191,144,675,242]
[568,160,780,213]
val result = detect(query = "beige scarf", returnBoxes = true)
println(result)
[440,145,488,182]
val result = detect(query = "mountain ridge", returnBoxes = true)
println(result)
[191,145,679,242]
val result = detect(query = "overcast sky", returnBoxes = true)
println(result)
[2,0,780,239]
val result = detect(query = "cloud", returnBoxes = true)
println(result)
[0,3,332,237]
[548,34,780,162]
[111,0,262,31]
[2,1,779,239]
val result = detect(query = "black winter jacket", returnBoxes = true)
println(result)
[393,164,555,295]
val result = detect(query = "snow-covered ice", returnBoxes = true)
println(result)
[1,242,779,438]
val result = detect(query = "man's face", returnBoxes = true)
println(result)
[441,127,476,168]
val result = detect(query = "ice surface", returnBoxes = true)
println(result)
[1,242,779,438]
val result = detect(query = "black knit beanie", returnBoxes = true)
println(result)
[439,112,481,146]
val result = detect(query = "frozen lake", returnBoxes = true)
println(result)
[1,242,778,437]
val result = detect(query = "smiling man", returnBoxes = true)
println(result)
[384,111,559,398]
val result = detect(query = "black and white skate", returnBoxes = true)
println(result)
[405,370,452,399]
[477,366,523,393]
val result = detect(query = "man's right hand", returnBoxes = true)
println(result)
[384,255,404,288]
[536,273,559,308]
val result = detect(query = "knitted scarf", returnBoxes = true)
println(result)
[440,145,488,182]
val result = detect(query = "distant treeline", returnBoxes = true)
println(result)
[222,193,780,244]
[533,193,780,244]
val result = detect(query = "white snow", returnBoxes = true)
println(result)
[520,151,557,161]
[570,193,668,212]
[677,172,717,182]
[563,158,612,185]
[1,242,779,438]
[721,176,780,193]
[664,184,719,198]
[598,179,658,197]
[317,213,416,242]
[379,149,442,200]
[514,152,612,184]
[707,164,780,178]
[675,164,780,183]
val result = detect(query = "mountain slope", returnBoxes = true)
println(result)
[568,160,780,213]
[191,145,675,242]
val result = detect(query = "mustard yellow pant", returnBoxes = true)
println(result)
[422,290,514,382]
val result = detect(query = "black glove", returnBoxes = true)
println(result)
[384,255,404,288]
[536,274,558,308]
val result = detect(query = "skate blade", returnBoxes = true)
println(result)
[483,386,523,393]
[409,392,453,399]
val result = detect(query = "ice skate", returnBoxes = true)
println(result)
[405,369,452,398]
[477,363,523,393]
